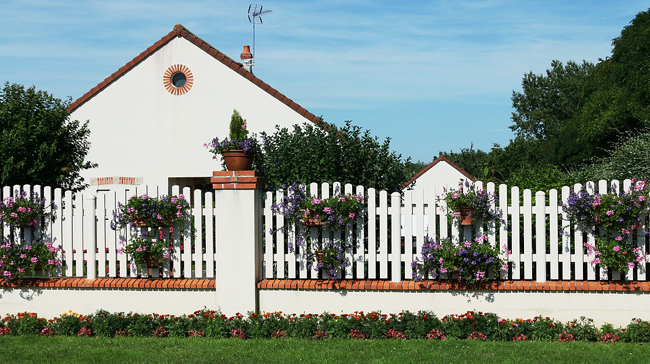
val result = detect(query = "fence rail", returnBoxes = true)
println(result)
[2,179,648,282]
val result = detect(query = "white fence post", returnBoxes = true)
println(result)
[212,171,264,315]
[85,195,97,279]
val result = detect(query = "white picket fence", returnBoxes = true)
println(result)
[263,180,649,282]
[1,184,216,279]
[3,179,648,282]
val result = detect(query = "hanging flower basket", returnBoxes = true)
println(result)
[459,207,475,226]
[302,210,326,227]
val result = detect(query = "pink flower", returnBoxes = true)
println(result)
[323,207,332,215]
[451,192,459,199]
[312,198,322,205]
[629,262,636,268]
[639,196,646,202]
[613,246,620,252]
[615,236,624,241]
[452,212,461,218]
[30,257,38,263]
[338,197,346,202]
[606,210,614,216]
[349,213,355,219]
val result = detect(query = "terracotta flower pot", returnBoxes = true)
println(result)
[459,208,474,226]
[145,256,160,267]
[222,149,254,171]
[302,210,326,227]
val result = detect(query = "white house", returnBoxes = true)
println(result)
[401,154,475,197]
[69,24,321,191]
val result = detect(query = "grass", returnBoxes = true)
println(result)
[1,337,649,363]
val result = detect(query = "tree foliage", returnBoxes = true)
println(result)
[449,8,650,191]
[510,60,594,142]
[257,120,409,192]
[0,83,96,190]
[571,130,650,182]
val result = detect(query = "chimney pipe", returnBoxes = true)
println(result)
[240,45,254,73]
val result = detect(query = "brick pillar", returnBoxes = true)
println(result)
[211,171,265,315]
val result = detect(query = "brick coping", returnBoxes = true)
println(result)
[4,278,647,293]
[0,278,214,290]
[257,279,650,293]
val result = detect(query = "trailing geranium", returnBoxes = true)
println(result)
[270,183,366,232]
[118,235,171,270]
[563,179,649,274]
[440,182,500,225]
[412,234,505,284]
[111,194,190,229]
[0,190,52,227]
[0,240,61,280]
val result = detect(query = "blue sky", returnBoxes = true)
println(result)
[1,1,647,163]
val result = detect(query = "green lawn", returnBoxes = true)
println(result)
[1,337,649,363]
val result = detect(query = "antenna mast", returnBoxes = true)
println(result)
[248,4,272,59]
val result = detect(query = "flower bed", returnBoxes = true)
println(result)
[1,309,647,342]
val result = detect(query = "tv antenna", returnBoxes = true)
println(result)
[248,4,272,59]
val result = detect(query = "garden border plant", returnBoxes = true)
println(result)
[1,308,647,343]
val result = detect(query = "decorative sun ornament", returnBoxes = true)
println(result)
[163,65,193,95]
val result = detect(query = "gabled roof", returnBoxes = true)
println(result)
[401,154,475,190]
[68,24,323,127]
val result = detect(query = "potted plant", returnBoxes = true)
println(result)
[307,239,348,280]
[412,234,505,284]
[270,183,366,231]
[0,240,61,281]
[118,235,171,269]
[205,109,257,171]
[0,190,52,227]
[111,194,191,229]
[440,182,500,226]
[563,179,649,275]
[269,183,366,279]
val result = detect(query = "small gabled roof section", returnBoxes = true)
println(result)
[401,154,475,190]
[68,24,324,127]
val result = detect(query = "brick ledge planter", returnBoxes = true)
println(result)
[0,278,215,290]
[257,279,650,293]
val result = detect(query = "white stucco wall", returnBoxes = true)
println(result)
[70,37,312,188]
[407,161,471,199]
[1,288,215,318]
